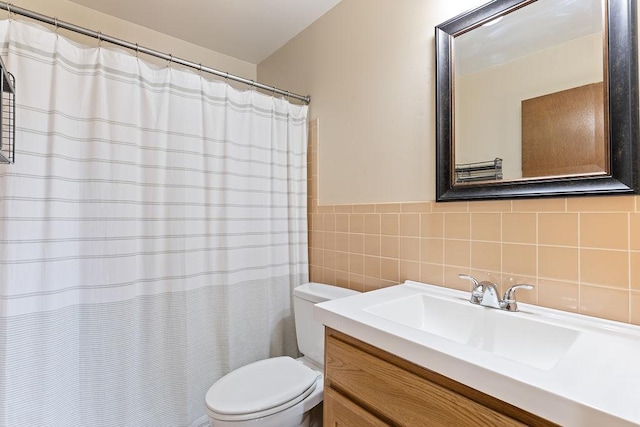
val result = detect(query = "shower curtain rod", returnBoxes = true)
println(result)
[0,2,311,104]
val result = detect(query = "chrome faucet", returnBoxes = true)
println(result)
[458,274,533,312]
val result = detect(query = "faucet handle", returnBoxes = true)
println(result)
[458,274,483,304]
[501,284,534,312]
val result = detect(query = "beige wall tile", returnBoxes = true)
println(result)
[567,196,635,212]
[502,213,537,244]
[348,274,366,292]
[631,214,640,251]
[420,263,444,285]
[323,213,335,232]
[381,214,399,236]
[362,276,383,292]
[381,258,399,282]
[309,230,323,249]
[538,279,579,312]
[335,214,349,232]
[402,202,432,213]
[323,268,336,285]
[399,260,420,282]
[363,214,381,234]
[538,213,578,247]
[433,201,468,213]
[380,236,399,259]
[538,246,578,281]
[400,213,421,236]
[631,291,640,325]
[503,244,537,277]
[308,213,321,231]
[364,256,381,279]
[399,237,420,261]
[580,213,628,250]
[349,233,364,254]
[468,200,512,212]
[335,270,349,288]
[512,198,566,212]
[421,238,444,264]
[324,231,336,250]
[317,205,335,213]
[335,252,349,272]
[444,213,471,239]
[632,252,640,291]
[580,249,629,289]
[471,213,501,242]
[364,235,381,256]
[310,265,323,283]
[335,205,353,214]
[323,250,336,270]
[580,285,629,322]
[353,204,376,213]
[376,203,402,213]
[349,253,364,275]
[350,214,364,233]
[471,241,501,272]
[444,240,471,267]
[335,232,349,253]
[421,213,444,238]
[309,247,323,267]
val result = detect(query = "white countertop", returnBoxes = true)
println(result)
[314,280,640,427]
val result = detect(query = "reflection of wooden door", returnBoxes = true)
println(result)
[521,82,607,178]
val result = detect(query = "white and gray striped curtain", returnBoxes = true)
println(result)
[0,20,308,427]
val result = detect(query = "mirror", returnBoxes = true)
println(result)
[435,0,639,201]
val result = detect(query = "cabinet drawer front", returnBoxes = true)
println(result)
[326,332,525,427]
[324,387,391,427]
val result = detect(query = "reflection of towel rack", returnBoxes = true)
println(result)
[455,158,503,183]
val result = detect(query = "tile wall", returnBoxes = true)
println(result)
[307,120,640,324]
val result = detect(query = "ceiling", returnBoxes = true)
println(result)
[69,0,342,64]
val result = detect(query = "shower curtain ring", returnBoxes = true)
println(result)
[6,3,11,20]
[135,43,139,58]
[97,31,102,47]
[54,17,59,35]
[168,54,173,68]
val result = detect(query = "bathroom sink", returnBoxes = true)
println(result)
[364,293,579,370]
[315,280,640,426]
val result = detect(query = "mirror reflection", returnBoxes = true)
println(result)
[453,0,606,184]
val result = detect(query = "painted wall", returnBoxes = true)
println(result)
[7,0,256,80]
[260,1,640,324]
[259,0,488,204]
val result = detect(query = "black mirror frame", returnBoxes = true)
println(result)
[435,0,639,201]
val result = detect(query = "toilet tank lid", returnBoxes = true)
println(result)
[293,282,360,303]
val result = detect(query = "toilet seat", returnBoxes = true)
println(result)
[206,356,320,422]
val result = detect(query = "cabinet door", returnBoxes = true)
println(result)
[325,329,541,426]
[324,387,390,427]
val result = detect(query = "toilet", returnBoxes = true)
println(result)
[205,282,359,427]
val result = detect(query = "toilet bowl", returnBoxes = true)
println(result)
[205,283,359,427]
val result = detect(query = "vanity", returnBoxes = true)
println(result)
[315,281,640,426]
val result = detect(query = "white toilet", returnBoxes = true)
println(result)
[205,282,359,427]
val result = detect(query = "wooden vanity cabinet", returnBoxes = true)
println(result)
[323,328,556,427]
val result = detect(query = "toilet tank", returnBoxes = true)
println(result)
[293,283,359,366]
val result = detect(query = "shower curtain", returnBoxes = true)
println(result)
[0,20,308,427]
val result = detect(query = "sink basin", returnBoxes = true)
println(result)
[364,293,579,370]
